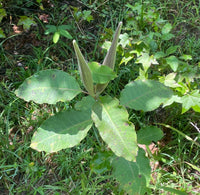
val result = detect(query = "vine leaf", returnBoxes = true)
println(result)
[92,95,138,162]
[120,80,173,112]
[181,90,200,113]
[17,16,36,30]
[136,53,158,72]
[30,110,93,153]
[15,69,81,104]
[119,33,130,48]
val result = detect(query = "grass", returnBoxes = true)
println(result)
[0,0,200,194]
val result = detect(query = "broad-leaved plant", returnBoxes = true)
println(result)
[15,22,175,194]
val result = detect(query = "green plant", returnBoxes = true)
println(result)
[15,21,192,194]
[72,7,94,23]
[17,16,37,31]
[45,24,72,43]
[112,1,200,115]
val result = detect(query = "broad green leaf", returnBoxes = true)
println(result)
[88,62,117,84]
[31,110,93,153]
[75,96,95,111]
[17,16,36,30]
[96,22,122,95]
[120,80,173,112]
[53,31,60,43]
[73,40,95,97]
[59,29,72,39]
[166,56,179,71]
[0,8,6,22]
[137,126,163,145]
[166,46,179,55]
[15,69,81,104]
[162,23,172,34]
[136,53,158,72]
[92,95,138,161]
[181,90,200,113]
[0,27,6,38]
[119,33,130,48]
[112,148,151,195]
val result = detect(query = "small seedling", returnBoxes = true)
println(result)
[45,24,72,43]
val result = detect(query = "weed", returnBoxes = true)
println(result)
[0,0,199,194]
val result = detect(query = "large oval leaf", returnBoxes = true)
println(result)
[30,110,93,153]
[92,95,138,162]
[15,69,82,104]
[112,148,151,195]
[120,80,173,112]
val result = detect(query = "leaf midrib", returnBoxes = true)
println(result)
[102,102,131,156]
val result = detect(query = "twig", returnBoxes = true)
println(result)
[190,122,200,133]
